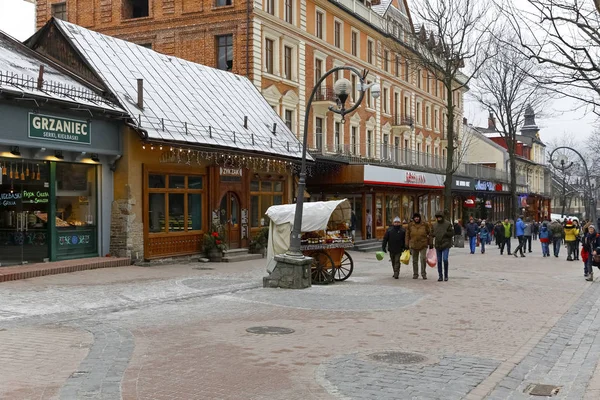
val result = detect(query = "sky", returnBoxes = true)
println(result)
[0,0,597,146]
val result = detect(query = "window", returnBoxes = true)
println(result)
[147,173,205,233]
[250,181,284,227]
[383,133,389,159]
[351,31,358,56]
[416,102,422,124]
[315,59,323,87]
[351,126,358,154]
[425,105,430,127]
[284,46,292,80]
[404,59,409,81]
[334,21,342,48]
[434,109,439,130]
[383,50,389,72]
[216,0,232,6]
[367,130,373,157]
[216,35,233,71]
[417,69,422,88]
[122,0,149,18]
[52,2,67,19]
[435,80,439,97]
[265,39,274,74]
[403,95,409,119]
[394,136,400,162]
[315,117,324,151]
[367,40,374,64]
[394,92,399,117]
[316,11,324,39]
[426,73,430,92]
[383,88,388,113]
[395,55,400,77]
[285,0,293,23]
[284,109,293,131]
[334,121,341,152]
[266,0,275,14]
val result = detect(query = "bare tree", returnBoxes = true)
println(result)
[501,0,600,116]
[472,33,545,219]
[401,0,494,217]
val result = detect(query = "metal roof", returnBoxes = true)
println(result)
[53,19,305,160]
[0,30,123,112]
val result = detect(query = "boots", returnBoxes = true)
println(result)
[586,271,594,281]
[444,261,449,281]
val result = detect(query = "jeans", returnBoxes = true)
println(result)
[525,235,532,252]
[552,238,562,257]
[514,235,525,256]
[481,240,486,253]
[500,238,511,254]
[436,248,450,279]
[469,236,477,253]
[541,242,549,256]
[585,256,592,276]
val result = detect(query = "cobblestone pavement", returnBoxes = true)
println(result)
[1,241,600,399]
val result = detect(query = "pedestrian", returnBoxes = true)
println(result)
[366,209,372,239]
[494,221,505,249]
[583,225,600,280]
[405,212,432,280]
[550,220,564,258]
[564,219,579,261]
[465,217,479,254]
[532,221,539,241]
[486,220,494,245]
[479,222,489,254]
[382,217,406,279]
[500,218,512,255]
[524,218,533,253]
[350,211,357,241]
[574,219,581,260]
[453,220,462,247]
[513,215,526,258]
[539,223,550,257]
[433,211,453,281]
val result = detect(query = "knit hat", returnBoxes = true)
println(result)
[393,217,401,223]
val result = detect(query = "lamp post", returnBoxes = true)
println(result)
[287,66,380,257]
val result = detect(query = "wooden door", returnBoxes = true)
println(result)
[219,192,241,249]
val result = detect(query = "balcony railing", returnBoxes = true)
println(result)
[392,114,414,127]
[313,86,338,102]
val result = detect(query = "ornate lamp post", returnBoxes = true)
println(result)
[287,66,380,256]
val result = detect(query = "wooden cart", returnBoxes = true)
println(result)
[301,242,354,284]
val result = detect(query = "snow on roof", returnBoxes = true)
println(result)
[371,0,392,16]
[53,19,305,160]
[0,30,122,112]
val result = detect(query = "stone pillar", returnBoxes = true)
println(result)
[263,254,312,289]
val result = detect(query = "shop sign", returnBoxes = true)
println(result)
[519,195,528,208]
[464,196,476,208]
[22,190,49,204]
[363,165,444,189]
[0,192,21,206]
[28,113,91,145]
[452,178,473,190]
[219,167,243,176]
[474,180,495,191]
[485,200,493,209]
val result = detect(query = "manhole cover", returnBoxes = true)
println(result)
[526,384,561,396]
[246,326,295,335]
[368,351,427,364]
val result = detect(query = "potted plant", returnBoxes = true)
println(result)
[249,227,269,256]
[203,224,227,262]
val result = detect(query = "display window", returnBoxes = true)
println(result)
[385,195,400,226]
[375,195,383,227]
[250,180,284,227]
[402,195,414,221]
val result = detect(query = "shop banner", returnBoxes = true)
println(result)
[485,200,493,209]
[364,165,444,189]
[474,180,495,191]
[464,196,476,208]
[452,177,474,191]
[28,113,91,145]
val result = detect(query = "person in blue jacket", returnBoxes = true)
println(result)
[539,223,551,257]
[465,217,479,254]
[479,222,490,254]
[513,216,526,258]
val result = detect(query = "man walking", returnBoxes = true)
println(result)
[513,216,526,258]
[382,217,406,279]
[465,217,479,254]
[500,218,512,255]
[550,220,564,258]
[494,221,505,249]
[406,212,432,280]
[433,211,453,281]
[524,218,533,253]
[453,220,463,247]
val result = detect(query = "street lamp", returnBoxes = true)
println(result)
[287,66,380,257]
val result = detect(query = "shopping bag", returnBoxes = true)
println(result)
[426,248,437,268]
[400,250,411,265]
[375,251,385,261]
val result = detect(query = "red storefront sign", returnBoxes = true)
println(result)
[464,196,476,208]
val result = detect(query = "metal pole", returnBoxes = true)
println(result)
[561,163,566,218]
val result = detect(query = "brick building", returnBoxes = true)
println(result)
[36,0,470,239]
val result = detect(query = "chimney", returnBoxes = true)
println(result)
[137,78,144,109]
[37,65,45,90]
[487,110,496,130]
[463,117,468,125]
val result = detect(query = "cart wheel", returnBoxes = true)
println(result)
[310,251,335,284]
[334,250,354,281]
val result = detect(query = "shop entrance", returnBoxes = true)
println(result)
[0,160,49,266]
[219,191,241,249]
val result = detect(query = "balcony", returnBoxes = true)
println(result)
[391,114,414,133]
[312,86,338,114]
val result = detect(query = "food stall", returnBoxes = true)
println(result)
[265,199,355,284]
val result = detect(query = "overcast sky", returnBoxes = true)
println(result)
[0,0,597,145]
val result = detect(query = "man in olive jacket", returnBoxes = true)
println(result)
[406,212,432,280]
[382,217,406,279]
[433,211,454,281]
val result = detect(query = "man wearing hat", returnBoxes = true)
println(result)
[406,212,432,279]
[433,211,454,281]
[382,217,406,279]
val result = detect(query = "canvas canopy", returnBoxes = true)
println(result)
[265,199,351,273]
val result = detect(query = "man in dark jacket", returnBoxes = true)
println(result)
[494,221,504,248]
[465,217,479,254]
[433,211,454,281]
[550,220,564,258]
[382,217,406,279]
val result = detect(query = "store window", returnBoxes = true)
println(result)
[402,195,414,222]
[376,195,383,227]
[385,195,400,226]
[250,180,284,227]
[418,195,429,221]
[55,163,98,259]
[147,173,205,233]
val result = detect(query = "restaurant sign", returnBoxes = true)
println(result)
[28,113,91,145]
[474,180,495,191]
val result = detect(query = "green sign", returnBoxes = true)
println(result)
[28,113,91,145]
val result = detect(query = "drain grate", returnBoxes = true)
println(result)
[246,326,295,335]
[368,351,427,365]
[526,384,561,396]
